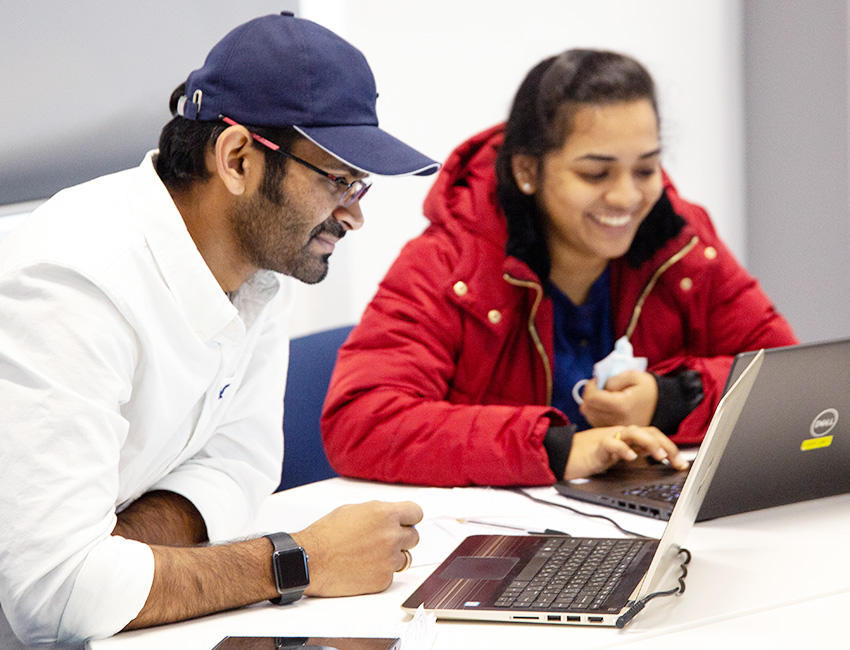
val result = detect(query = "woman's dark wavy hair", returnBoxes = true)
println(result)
[495,49,682,282]
[155,83,298,202]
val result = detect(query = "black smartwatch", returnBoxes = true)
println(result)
[265,532,309,605]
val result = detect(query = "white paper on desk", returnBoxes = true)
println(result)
[413,486,581,566]
[410,518,462,567]
[407,487,509,567]
[414,491,540,564]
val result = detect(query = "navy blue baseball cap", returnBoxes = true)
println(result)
[180,12,439,176]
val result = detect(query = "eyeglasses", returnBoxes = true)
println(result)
[220,116,371,207]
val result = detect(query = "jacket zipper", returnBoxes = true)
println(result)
[503,274,553,405]
[502,235,699,406]
[624,236,699,339]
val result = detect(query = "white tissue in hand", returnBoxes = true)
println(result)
[594,336,647,389]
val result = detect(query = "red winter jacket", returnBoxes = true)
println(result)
[321,125,797,486]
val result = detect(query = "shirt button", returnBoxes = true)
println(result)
[453,281,468,296]
[488,309,502,324]
[704,246,717,260]
[680,277,693,291]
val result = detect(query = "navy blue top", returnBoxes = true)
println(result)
[550,268,614,430]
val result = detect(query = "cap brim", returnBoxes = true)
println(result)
[295,124,440,177]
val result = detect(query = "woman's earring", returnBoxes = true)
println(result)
[522,183,533,193]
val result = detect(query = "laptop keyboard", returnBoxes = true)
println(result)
[494,537,645,610]
[622,481,682,504]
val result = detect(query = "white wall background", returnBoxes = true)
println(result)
[290,0,745,336]
[1,1,746,338]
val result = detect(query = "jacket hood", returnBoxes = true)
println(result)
[422,123,688,274]
[422,124,508,247]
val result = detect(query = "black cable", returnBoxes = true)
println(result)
[503,488,692,627]
[508,487,653,539]
[615,548,692,628]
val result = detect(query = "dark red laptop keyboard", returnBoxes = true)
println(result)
[494,537,646,611]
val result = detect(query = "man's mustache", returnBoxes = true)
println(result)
[310,217,346,241]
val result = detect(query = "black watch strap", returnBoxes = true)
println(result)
[265,532,310,605]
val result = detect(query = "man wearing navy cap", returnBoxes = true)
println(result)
[0,13,438,644]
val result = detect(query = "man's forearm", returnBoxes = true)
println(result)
[113,490,208,546]
[125,537,277,630]
[119,499,423,631]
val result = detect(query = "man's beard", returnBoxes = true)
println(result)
[229,189,345,284]
[288,216,346,284]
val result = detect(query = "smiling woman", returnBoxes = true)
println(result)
[525,100,664,305]
[320,48,798,489]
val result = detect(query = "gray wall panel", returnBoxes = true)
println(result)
[743,0,850,342]
[0,1,295,205]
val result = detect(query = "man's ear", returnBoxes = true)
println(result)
[511,154,539,195]
[212,126,259,196]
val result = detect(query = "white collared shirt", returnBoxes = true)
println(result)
[0,153,294,643]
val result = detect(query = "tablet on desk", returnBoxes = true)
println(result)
[212,638,400,650]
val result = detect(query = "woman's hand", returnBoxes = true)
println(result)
[579,370,658,427]
[563,425,688,480]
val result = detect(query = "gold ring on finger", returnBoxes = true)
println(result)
[397,549,412,573]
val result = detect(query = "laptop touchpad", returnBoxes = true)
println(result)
[440,556,519,580]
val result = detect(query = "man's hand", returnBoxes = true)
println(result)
[579,370,658,427]
[292,500,423,597]
[563,425,689,480]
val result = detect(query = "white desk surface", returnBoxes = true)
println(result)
[89,478,850,649]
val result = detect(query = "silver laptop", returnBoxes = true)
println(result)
[401,351,763,627]
[556,338,850,521]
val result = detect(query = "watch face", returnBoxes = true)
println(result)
[272,547,310,589]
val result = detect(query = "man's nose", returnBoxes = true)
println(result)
[332,200,365,231]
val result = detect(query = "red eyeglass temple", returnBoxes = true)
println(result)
[220,116,280,151]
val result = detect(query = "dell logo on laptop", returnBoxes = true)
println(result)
[810,408,839,437]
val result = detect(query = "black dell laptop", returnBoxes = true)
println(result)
[555,338,850,521]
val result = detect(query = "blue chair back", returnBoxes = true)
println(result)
[277,325,352,491]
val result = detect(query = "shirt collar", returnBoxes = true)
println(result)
[131,151,279,342]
